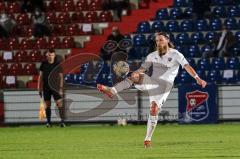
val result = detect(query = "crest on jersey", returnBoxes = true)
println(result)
[168,57,172,62]
[185,90,209,121]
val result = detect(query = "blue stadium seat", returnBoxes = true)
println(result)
[224,18,237,30]
[226,57,240,69]
[187,58,196,68]
[197,58,211,70]
[212,0,234,5]
[96,62,112,86]
[209,18,222,31]
[183,7,193,18]
[190,32,204,44]
[166,20,179,32]
[174,0,188,7]
[200,44,214,57]
[227,5,240,17]
[235,31,240,42]
[196,70,206,81]
[180,20,193,32]
[179,70,193,84]
[64,74,74,84]
[175,45,185,53]
[187,45,200,57]
[133,34,147,47]
[169,7,183,19]
[211,57,225,70]
[207,70,222,84]
[73,74,84,84]
[236,71,240,83]
[212,6,226,17]
[80,63,89,74]
[155,8,169,20]
[151,21,165,33]
[128,46,147,60]
[175,33,190,45]
[195,19,208,31]
[230,44,240,56]
[205,31,218,43]
[137,21,151,33]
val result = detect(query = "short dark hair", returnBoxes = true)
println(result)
[48,49,55,53]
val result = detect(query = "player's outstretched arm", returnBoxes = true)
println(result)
[184,64,207,88]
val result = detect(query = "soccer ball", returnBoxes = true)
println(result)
[113,61,130,77]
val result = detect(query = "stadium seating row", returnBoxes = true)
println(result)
[0,37,76,50]
[8,11,112,26]
[137,18,240,33]
[0,0,103,13]
[156,5,239,20]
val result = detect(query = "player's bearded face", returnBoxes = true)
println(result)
[155,35,169,56]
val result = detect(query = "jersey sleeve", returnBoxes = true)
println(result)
[141,54,153,70]
[176,51,189,68]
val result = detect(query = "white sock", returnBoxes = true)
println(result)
[144,115,158,141]
[111,87,117,94]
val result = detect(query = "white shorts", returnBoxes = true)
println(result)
[134,74,173,109]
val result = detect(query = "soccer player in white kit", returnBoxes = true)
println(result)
[97,32,207,148]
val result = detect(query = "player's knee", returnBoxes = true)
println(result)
[56,99,62,107]
[130,72,140,83]
[150,101,158,116]
[44,101,51,108]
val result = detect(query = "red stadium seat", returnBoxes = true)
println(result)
[62,37,75,48]
[71,12,84,23]
[62,0,75,12]
[46,12,57,24]
[49,37,61,49]
[0,2,5,11]
[67,24,80,36]
[20,38,34,50]
[35,37,48,49]
[85,11,98,23]
[14,50,28,62]
[7,38,19,50]
[89,0,101,11]
[0,63,8,76]
[58,12,71,24]
[9,63,23,75]
[7,2,20,13]
[16,13,30,25]
[23,63,38,75]
[76,0,88,11]
[99,11,113,22]
[0,38,7,50]
[29,50,42,62]
[48,0,62,12]
[52,24,66,36]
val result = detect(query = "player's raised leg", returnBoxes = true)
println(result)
[97,71,143,98]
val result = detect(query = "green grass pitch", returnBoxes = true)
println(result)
[0,123,240,159]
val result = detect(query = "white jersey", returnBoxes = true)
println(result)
[141,48,189,84]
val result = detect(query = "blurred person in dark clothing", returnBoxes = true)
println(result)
[102,0,130,21]
[192,0,211,19]
[0,11,16,38]
[32,8,51,38]
[101,26,125,61]
[21,0,45,13]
